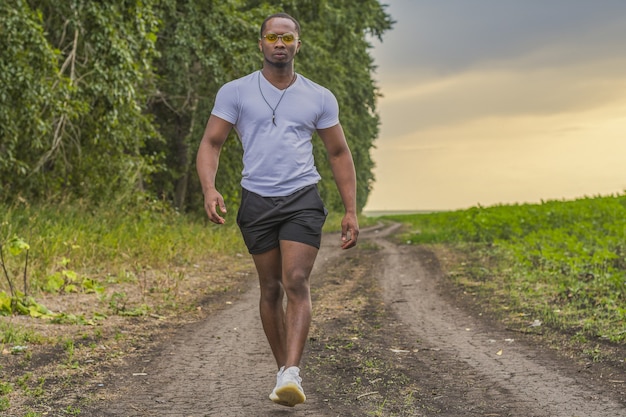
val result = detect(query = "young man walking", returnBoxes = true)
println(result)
[196,12,359,407]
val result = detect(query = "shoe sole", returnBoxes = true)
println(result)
[269,391,279,402]
[273,382,306,407]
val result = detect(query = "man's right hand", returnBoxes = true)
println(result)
[204,189,227,224]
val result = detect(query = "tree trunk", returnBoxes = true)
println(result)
[173,98,198,210]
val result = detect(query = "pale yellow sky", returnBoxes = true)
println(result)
[363,0,626,211]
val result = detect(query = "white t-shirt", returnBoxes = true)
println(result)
[211,70,340,197]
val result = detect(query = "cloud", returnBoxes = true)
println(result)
[372,0,626,140]
[375,0,626,74]
[379,58,626,139]
[365,0,626,211]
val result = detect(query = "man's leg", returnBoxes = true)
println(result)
[278,240,318,368]
[254,240,317,407]
[252,247,287,369]
[251,240,318,369]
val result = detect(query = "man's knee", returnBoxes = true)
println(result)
[283,270,310,298]
[259,280,283,303]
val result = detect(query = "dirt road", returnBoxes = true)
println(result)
[84,223,626,416]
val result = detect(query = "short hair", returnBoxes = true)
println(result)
[260,13,301,37]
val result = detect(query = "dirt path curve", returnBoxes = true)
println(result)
[87,223,626,417]
[375,223,626,417]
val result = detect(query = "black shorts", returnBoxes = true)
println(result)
[237,184,328,254]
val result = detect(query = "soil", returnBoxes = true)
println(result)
[2,222,626,417]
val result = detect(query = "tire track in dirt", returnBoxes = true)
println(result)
[376,223,626,417]
[86,239,345,417]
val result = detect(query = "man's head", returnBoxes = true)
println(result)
[260,13,301,38]
[258,13,302,68]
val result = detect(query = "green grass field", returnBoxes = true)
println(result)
[381,193,626,344]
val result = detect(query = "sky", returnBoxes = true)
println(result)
[363,0,626,212]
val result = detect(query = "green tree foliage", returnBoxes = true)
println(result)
[0,0,392,213]
[145,0,270,211]
[0,1,75,197]
[1,0,160,203]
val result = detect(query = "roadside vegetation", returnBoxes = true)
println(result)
[0,197,364,321]
[0,199,236,415]
[382,193,626,347]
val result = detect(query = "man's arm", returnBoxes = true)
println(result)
[196,115,234,224]
[317,123,359,249]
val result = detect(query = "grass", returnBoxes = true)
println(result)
[0,197,374,332]
[380,193,626,344]
[0,198,252,415]
[1,199,247,291]
[0,320,45,345]
[1,193,623,414]
[1,198,374,296]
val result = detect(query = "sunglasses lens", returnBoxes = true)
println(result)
[264,33,297,44]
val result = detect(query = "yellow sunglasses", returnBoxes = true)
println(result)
[262,33,298,44]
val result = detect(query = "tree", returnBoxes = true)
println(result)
[0,0,393,214]
[145,0,270,211]
[0,0,74,199]
[0,0,160,203]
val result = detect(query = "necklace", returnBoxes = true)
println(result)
[258,71,297,126]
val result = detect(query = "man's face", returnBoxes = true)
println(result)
[259,17,301,67]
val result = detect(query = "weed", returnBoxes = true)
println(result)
[0,321,43,345]
[363,357,380,369]
[583,345,602,362]
[0,396,9,412]
[16,375,46,398]
[0,382,12,395]
[114,329,125,341]
[93,328,103,340]
[62,338,79,369]
[18,349,33,367]
[16,373,32,391]
[370,398,387,416]
[108,292,128,314]
[63,405,81,415]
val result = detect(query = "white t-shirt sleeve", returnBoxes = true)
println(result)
[316,88,340,130]
[211,81,239,124]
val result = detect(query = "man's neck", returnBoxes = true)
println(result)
[261,65,296,89]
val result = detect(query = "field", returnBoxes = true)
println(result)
[383,193,626,344]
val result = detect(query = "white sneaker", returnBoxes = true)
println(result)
[269,366,284,402]
[272,366,306,407]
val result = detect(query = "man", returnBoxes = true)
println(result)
[196,12,359,407]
